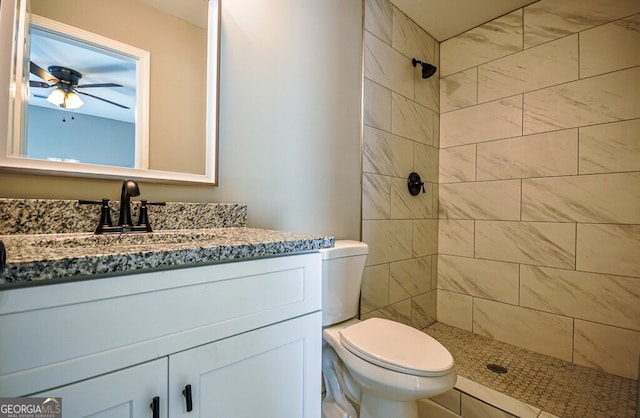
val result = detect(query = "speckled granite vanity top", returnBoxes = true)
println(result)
[0,199,334,286]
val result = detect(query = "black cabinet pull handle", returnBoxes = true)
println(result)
[150,396,160,418]
[183,384,193,412]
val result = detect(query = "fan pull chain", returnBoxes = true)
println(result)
[62,112,75,123]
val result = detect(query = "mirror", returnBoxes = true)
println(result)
[0,0,219,184]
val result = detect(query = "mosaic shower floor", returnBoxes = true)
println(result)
[424,322,637,418]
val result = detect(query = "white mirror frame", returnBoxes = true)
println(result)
[0,0,220,185]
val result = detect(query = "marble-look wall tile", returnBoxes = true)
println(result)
[478,35,578,103]
[473,299,574,362]
[432,390,462,415]
[392,7,436,67]
[411,290,437,329]
[461,393,518,418]
[360,309,390,321]
[391,177,431,219]
[477,129,578,181]
[361,0,441,332]
[441,96,523,148]
[441,67,477,113]
[437,0,640,377]
[438,255,519,304]
[522,172,640,223]
[455,376,542,418]
[438,220,474,257]
[364,79,391,130]
[431,251,439,289]
[362,219,413,265]
[523,67,640,135]
[574,320,640,379]
[364,0,392,45]
[579,119,640,174]
[361,264,390,314]
[433,89,440,148]
[390,256,432,303]
[423,41,441,114]
[413,219,438,257]
[364,31,414,98]
[431,184,439,223]
[475,221,576,269]
[521,265,640,331]
[437,289,473,331]
[363,125,414,177]
[380,298,413,326]
[439,180,521,221]
[576,224,640,277]
[415,72,439,114]
[523,0,640,48]
[391,93,434,145]
[362,173,391,220]
[440,10,523,77]
[418,398,461,418]
[439,145,476,184]
[429,389,462,415]
[413,143,439,184]
[580,14,640,78]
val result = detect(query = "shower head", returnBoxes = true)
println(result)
[412,58,437,79]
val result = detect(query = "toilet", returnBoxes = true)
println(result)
[320,240,456,418]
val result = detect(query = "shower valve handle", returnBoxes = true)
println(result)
[407,172,425,196]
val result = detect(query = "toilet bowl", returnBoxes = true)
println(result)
[323,318,456,418]
[320,241,456,418]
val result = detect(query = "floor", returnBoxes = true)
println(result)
[424,322,638,418]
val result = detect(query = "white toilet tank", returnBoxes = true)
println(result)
[320,240,368,326]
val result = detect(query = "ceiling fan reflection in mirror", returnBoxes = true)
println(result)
[29,61,130,110]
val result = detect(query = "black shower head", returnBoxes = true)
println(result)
[412,58,437,79]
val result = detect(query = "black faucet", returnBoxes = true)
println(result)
[118,179,140,228]
[80,179,164,234]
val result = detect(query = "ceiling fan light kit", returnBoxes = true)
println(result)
[45,88,65,106]
[46,88,84,109]
[30,61,129,110]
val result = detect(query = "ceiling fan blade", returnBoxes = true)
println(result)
[30,61,58,83]
[76,90,130,109]
[76,83,124,88]
[30,81,53,88]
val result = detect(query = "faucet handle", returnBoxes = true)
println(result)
[79,199,114,234]
[136,200,165,232]
[137,200,151,231]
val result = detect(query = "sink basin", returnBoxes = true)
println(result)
[28,230,225,249]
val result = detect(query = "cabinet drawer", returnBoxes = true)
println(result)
[0,253,321,396]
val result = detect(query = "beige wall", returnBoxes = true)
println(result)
[359,0,440,329]
[1,0,363,239]
[438,0,640,379]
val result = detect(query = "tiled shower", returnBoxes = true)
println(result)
[360,0,640,391]
[361,0,440,330]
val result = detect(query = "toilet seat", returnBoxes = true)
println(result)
[339,318,454,377]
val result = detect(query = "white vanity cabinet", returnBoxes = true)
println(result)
[0,253,322,418]
[33,358,169,418]
[169,313,319,417]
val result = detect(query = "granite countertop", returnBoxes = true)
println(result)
[0,227,334,287]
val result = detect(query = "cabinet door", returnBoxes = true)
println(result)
[169,312,321,418]
[34,358,168,418]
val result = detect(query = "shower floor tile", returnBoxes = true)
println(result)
[424,322,637,418]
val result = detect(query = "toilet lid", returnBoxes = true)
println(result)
[340,318,454,377]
